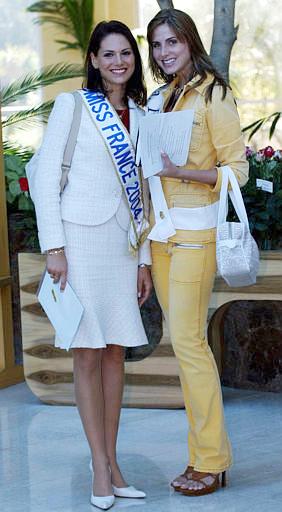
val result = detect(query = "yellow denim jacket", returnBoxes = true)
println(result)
[150,74,249,243]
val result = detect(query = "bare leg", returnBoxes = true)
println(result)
[102,344,127,487]
[72,348,112,496]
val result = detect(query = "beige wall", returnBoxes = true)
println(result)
[41,0,139,100]
[107,0,138,26]
[40,25,82,100]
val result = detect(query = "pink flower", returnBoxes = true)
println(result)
[264,146,275,158]
[245,146,254,158]
[255,152,265,163]
[19,177,29,192]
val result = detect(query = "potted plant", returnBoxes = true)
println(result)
[242,145,282,249]
[4,145,39,251]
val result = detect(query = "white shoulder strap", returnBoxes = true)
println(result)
[60,91,82,192]
[218,166,249,227]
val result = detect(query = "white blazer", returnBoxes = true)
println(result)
[32,92,151,264]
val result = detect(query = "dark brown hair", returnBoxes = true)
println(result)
[84,20,147,106]
[147,8,227,103]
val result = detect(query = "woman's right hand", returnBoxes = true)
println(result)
[46,251,68,291]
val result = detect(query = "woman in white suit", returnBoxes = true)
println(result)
[32,21,152,510]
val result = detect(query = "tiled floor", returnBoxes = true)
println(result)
[1,383,282,511]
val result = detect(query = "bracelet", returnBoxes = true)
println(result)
[47,247,65,255]
[138,263,149,268]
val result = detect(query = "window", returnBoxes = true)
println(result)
[0,0,41,147]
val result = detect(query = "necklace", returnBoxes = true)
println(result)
[116,108,128,122]
[179,69,197,88]
[174,86,183,99]
[165,86,183,112]
[115,107,129,129]
[165,71,197,112]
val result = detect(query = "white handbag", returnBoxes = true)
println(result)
[25,91,82,199]
[216,166,260,287]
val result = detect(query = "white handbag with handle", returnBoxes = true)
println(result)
[216,165,260,287]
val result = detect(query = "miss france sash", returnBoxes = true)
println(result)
[80,89,148,253]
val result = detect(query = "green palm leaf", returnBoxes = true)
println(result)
[2,101,54,128]
[55,39,82,51]
[243,111,282,140]
[27,0,65,14]
[3,141,34,160]
[269,112,281,139]
[1,62,83,106]
[27,0,94,56]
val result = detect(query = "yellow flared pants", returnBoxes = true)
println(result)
[151,240,232,472]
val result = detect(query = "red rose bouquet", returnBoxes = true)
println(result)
[241,146,282,249]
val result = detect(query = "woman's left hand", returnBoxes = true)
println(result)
[157,152,218,185]
[137,266,153,307]
[157,152,180,179]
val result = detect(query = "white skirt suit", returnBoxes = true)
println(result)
[32,91,151,350]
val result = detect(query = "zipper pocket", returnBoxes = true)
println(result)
[174,243,204,249]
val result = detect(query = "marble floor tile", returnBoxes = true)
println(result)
[1,383,282,512]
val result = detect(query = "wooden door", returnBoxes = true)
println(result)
[0,108,24,387]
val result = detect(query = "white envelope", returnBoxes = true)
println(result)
[37,271,84,348]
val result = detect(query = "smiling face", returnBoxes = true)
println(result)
[91,33,135,89]
[151,23,193,82]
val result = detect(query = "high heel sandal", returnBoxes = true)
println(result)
[180,470,227,497]
[170,465,194,491]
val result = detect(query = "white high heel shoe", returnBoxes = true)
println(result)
[90,493,115,510]
[112,485,146,499]
[89,460,146,499]
[90,462,115,510]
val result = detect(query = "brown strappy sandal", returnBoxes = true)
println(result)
[170,465,194,491]
[180,470,227,496]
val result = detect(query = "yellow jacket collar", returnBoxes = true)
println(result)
[163,73,214,100]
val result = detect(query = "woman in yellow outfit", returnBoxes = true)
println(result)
[146,8,249,496]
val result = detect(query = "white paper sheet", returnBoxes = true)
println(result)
[139,110,194,178]
[37,271,84,348]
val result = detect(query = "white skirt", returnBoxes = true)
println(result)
[55,208,148,350]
